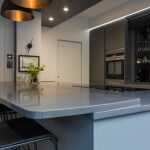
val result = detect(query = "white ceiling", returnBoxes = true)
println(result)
[80,0,130,18]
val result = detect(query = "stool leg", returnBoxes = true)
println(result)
[10,112,13,119]
[3,113,6,121]
[51,140,58,150]
[1,114,4,122]
[54,142,58,150]
[5,113,8,121]
[22,145,26,150]
[2,113,4,122]
[34,143,38,150]
[27,144,30,150]
[14,113,17,119]
[0,115,2,122]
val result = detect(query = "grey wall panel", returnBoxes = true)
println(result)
[0,17,14,82]
[38,115,92,150]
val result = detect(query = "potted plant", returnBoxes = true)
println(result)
[27,64,45,84]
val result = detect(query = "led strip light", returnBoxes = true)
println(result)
[88,6,150,31]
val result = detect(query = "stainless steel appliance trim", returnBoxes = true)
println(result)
[106,56,125,61]
[105,79,125,87]
[105,48,125,55]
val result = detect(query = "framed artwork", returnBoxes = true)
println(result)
[18,55,40,72]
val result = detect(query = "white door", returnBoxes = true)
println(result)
[58,40,82,85]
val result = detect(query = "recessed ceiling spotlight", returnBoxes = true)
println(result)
[63,7,69,12]
[49,17,54,21]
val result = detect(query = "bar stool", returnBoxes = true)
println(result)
[0,117,58,150]
[0,104,17,122]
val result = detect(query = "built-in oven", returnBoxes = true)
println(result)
[106,53,124,80]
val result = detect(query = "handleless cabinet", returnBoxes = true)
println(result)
[105,20,126,51]
[90,28,105,87]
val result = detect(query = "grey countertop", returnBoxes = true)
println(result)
[0,82,143,119]
[94,90,150,120]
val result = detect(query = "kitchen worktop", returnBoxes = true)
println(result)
[0,82,143,119]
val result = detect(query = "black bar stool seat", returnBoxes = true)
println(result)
[0,104,13,113]
[0,117,58,150]
[0,104,17,122]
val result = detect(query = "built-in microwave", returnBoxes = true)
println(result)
[106,53,124,80]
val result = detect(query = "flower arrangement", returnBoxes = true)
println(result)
[27,64,45,83]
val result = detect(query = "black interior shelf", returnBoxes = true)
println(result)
[134,26,150,82]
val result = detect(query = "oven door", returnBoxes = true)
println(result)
[106,61,115,79]
[114,60,124,79]
[106,60,124,79]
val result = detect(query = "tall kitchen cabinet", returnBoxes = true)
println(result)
[105,20,126,52]
[90,20,127,88]
[90,28,105,88]
[126,12,150,83]
[105,20,127,87]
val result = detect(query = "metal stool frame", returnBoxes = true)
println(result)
[1,135,58,150]
[0,117,58,150]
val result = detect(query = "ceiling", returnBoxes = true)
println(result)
[41,0,102,27]
[0,0,131,28]
[80,0,130,18]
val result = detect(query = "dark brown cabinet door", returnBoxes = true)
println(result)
[90,28,104,87]
[105,20,126,51]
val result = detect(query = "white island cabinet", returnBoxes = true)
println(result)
[94,111,150,150]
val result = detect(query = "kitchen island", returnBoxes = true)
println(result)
[0,82,150,150]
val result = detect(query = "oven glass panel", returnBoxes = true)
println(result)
[106,59,124,80]
[115,61,122,75]
[108,62,115,75]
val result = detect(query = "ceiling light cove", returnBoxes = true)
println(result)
[63,7,69,12]
[88,6,150,31]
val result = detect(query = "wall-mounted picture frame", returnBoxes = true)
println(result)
[18,55,40,72]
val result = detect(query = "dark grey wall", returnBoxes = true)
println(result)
[90,28,105,87]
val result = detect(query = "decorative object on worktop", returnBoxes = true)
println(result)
[18,55,39,72]
[27,64,45,84]
[10,0,52,9]
[1,0,34,22]
[26,38,33,55]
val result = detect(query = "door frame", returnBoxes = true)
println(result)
[57,39,83,86]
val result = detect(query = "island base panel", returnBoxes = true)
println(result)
[94,111,150,150]
[37,115,92,150]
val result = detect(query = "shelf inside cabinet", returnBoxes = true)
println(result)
[134,26,150,82]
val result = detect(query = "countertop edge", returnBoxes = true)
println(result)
[93,104,150,120]
[0,97,141,119]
